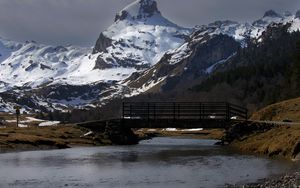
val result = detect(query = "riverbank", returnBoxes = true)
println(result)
[134,128,224,140]
[224,121,300,187]
[0,124,138,153]
[237,171,300,188]
[224,121,300,160]
[0,125,110,153]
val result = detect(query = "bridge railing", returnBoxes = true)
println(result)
[122,102,248,121]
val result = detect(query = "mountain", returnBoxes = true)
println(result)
[92,0,191,70]
[0,2,299,114]
[123,10,300,97]
[0,0,191,112]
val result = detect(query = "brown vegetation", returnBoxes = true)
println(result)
[0,125,111,153]
[251,97,300,122]
[225,121,300,159]
[135,128,224,140]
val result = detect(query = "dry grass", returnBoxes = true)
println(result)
[230,125,300,159]
[135,128,225,140]
[251,97,300,122]
[0,125,111,153]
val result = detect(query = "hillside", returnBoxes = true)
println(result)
[251,97,300,122]
[189,23,300,112]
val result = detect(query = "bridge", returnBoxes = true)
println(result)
[78,102,248,130]
[121,102,248,129]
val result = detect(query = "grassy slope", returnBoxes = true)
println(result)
[230,97,300,160]
[229,123,300,159]
[251,97,300,122]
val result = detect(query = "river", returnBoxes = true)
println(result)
[0,137,298,188]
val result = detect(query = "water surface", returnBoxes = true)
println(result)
[0,137,297,188]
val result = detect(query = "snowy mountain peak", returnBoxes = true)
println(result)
[93,0,190,70]
[296,10,300,19]
[263,10,282,18]
[114,0,160,22]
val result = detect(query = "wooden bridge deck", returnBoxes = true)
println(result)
[121,102,248,129]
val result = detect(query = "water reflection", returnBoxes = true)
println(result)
[0,137,297,188]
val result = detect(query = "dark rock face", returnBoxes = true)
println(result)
[78,121,138,145]
[137,0,160,19]
[92,33,112,54]
[125,33,240,93]
[114,0,160,22]
[36,83,110,101]
[105,124,138,145]
[94,54,150,70]
[94,56,115,69]
[259,23,292,42]
[40,64,52,70]
[25,62,38,72]
[296,10,300,19]
[263,10,282,18]
[114,10,129,22]
[161,35,240,92]
[222,121,275,143]
[187,35,239,71]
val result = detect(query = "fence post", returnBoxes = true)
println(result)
[199,102,202,120]
[173,102,176,120]
[147,103,150,120]
[226,103,230,121]
[178,103,180,119]
[154,103,156,120]
[130,104,132,119]
[122,102,124,119]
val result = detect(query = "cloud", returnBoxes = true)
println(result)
[0,0,299,46]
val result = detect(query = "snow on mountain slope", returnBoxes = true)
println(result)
[93,0,191,70]
[0,4,299,112]
[0,0,191,92]
[0,38,137,91]
[123,10,300,97]
[167,10,300,65]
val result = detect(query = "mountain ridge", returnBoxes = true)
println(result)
[0,0,299,113]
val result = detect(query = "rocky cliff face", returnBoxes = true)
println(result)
[114,0,160,21]
[124,33,240,94]
[296,10,300,19]
[92,0,191,70]
[92,33,112,54]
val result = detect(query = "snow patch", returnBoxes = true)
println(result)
[18,124,28,128]
[39,121,60,127]
[162,128,178,131]
[181,128,204,131]
[206,53,237,74]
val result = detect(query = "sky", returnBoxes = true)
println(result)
[0,0,299,46]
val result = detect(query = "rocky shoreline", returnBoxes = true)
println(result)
[247,171,300,188]
[225,171,300,188]
[222,121,300,188]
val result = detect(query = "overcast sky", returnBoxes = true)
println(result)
[0,0,299,46]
